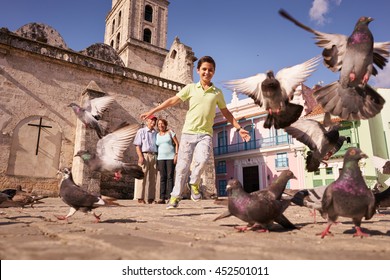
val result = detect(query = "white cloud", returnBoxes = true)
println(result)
[309,0,342,25]
[373,65,390,88]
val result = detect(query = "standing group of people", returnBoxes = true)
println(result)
[133,115,179,204]
[134,56,250,209]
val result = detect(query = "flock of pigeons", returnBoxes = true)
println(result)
[2,10,390,238]
[217,10,390,238]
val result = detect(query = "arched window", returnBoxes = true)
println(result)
[110,40,114,47]
[143,28,151,43]
[145,5,153,22]
[170,50,177,59]
[118,11,122,26]
[111,19,115,34]
[116,33,120,50]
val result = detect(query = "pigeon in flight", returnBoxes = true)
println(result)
[225,56,321,129]
[279,9,389,120]
[75,123,144,181]
[284,115,348,172]
[56,168,120,222]
[319,147,376,238]
[214,170,297,232]
[68,95,115,138]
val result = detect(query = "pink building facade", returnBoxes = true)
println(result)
[213,91,307,196]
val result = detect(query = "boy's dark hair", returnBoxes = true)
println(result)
[197,56,216,70]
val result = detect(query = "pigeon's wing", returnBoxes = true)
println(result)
[284,119,327,151]
[224,73,267,107]
[96,123,139,161]
[84,96,115,118]
[275,56,321,98]
[372,42,390,74]
[372,156,390,174]
[60,180,100,207]
[278,9,348,73]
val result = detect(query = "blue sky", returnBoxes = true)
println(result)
[1,0,389,102]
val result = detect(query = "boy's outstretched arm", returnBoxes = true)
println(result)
[140,96,182,120]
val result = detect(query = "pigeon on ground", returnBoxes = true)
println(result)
[279,9,389,120]
[319,147,376,238]
[224,56,320,129]
[285,185,328,223]
[1,185,48,208]
[214,170,297,232]
[68,95,115,138]
[372,155,390,186]
[284,116,348,172]
[56,168,120,222]
[373,184,390,210]
[75,123,144,181]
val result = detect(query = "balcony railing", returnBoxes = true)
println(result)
[214,135,292,156]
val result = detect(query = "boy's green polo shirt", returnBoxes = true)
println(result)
[177,82,227,136]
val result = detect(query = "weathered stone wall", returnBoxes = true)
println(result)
[0,29,186,197]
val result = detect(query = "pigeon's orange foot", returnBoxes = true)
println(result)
[54,215,68,222]
[353,226,370,238]
[349,72,356,82]
[93,213,102,223]
[114,171,122,181]
[317,224,333,239]
[362,73,370,85]
[234,225,251,232]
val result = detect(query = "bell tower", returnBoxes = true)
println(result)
[104,0,170,76]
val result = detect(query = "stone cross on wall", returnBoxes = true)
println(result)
[28,117,52,155]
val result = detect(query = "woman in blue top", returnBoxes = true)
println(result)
[156,118,179,204]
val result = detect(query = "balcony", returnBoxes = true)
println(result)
[214,135,292,156]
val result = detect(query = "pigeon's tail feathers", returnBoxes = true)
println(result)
[122,164,144,179]
[95,197,105,206]
[213,210,232,222]
[101,195,123,207]
[90,121,106,139]
[314,82,385,121]
[274,214,297,229]
[272,103,303,129]
[263,114,273,129]
[306,151,321,172]
[290,190,309,207]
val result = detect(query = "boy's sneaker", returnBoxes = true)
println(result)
[188,183,202,202]
[166,197,180,209]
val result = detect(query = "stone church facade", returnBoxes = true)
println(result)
[0,0,216,198]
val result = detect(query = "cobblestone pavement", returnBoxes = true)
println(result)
[0,198,389,260]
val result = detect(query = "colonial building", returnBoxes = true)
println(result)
[0,0,205,198]
[214,85,389,196]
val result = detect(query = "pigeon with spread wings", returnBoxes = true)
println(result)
[75,123,144,181]
[225,56,320,129]
[68,95,115,138]
[279,9,388,120]
[284,115,347,172]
